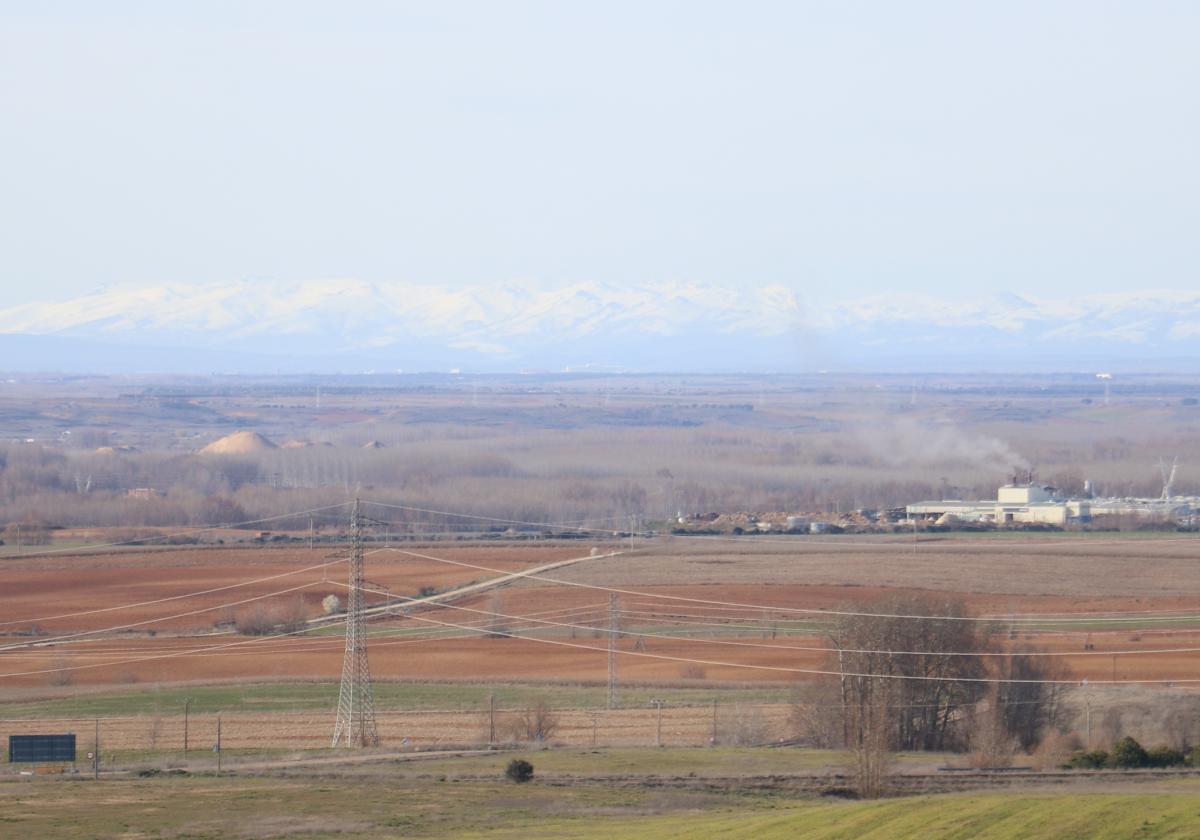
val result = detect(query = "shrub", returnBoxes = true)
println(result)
[1065,749,1109,769]
[1145,746,1187,768]
[235,597,308,635]
[275,597,309,634]
[505,758,534,783]
[1108,736,1148,769]
[1031,731,1080,771]
[234,604,277,636]
[509,699,559,743]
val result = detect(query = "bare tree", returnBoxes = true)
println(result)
[829,594,988,754]
[968,690,1018,768]
[992,648,1071,751]
[720,703,770,746]
[788,681,844,748]
[509,698,560,743]
[845,674,895,798]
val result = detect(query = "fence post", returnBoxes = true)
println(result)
[489,692,496,746]
[711,698,718,746]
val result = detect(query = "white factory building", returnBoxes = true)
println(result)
[907,483,1089,526]
[908,482,1200,526]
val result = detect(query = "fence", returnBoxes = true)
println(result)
[0,702,796,769]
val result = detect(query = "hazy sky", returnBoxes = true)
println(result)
[2,1,1197,306]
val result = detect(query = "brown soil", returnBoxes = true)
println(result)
[4,538,1200,690]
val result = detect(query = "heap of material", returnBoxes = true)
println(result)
[199,430,278,455]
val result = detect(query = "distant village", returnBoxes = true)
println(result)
[672,469,1200,535]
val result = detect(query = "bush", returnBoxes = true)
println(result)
[1065,749,1109,769]
[1108,736,1148,768]
[508,699,560,743]
[1145,746,1187,768]
[1066,740,1188,770]
[1032,731,1080,771]
[505,758,534,783]
[234,604,277,636]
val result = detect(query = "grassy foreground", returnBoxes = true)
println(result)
[479,793,1200,840]
[4,772,1200,839]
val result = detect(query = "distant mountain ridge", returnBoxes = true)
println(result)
[1,279,1198,373]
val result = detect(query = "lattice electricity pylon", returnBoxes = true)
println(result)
[332,498,380,747]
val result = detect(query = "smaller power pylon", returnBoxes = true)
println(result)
[332,498,380,747]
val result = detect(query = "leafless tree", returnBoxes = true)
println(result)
[509,698,560,743]
[968,690,1018,768]
[845,674,895,798]
[992,648,1071,751]
[829,594,988,754]
[788,680,844,748]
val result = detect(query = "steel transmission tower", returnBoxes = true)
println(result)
[332,499,380,747]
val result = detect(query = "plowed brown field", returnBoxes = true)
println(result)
[4,538,1200,692]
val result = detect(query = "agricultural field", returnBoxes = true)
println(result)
[5,757,1200,839]
[5,533,1200,757]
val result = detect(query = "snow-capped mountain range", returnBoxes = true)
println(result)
[1,279,1198,373]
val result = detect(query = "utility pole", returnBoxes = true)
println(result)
[309,517,314,552]
[215,714,222,774]
[1082,680,1092,749]
[183,699,190,754]
[591,712,599,747]
[93,719,99,781]
[711,698,718,746]
[333,499,380,747]
[651,698,665,747]
[488,691,496,746]
[607,594,619,710]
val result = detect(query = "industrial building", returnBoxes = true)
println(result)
[907,481,1199,526]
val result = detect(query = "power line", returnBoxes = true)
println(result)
[380,546,1200,626]
[355,582,1200,661]
[0,557,347,629]
[4,502,352,560]
[362,500,631,532]
[387,607,1196,686]
[0,580,328,652]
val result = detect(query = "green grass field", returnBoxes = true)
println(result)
[4,771,1200,839]
[390,746,942,777]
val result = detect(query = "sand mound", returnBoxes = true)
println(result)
[200,430,278,455]
[362,440,386,449]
